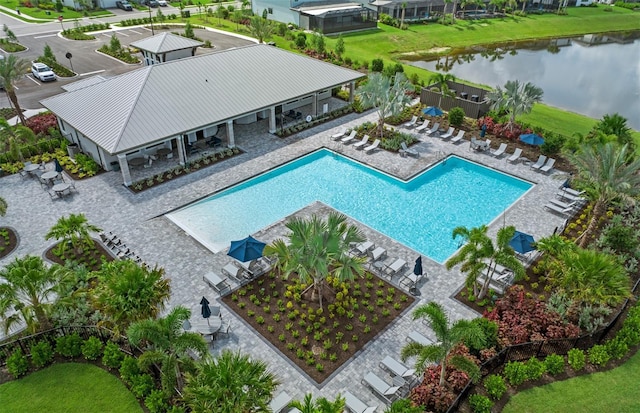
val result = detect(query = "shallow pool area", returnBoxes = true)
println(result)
[166,149,532,263]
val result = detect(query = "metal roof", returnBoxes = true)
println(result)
[61,75,108,92]
[41,44,364,155]
[298,3,363,16]
[130,32,204,53]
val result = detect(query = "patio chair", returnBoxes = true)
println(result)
[203,272,231,295]
[424,122,440,136]
[478,139,491,152]
[544,203,574,217]
[379,356,416,380]
[369,246,387,262]
[439,126,454,140]
[559,187,584,197]
[269,391,293,413]
[556,191,587,203]
[47,190,59,200]
[217,319,231,339]
[400,272,422,291]
[331,128,347,140]
[364,139,380,154]
[362,372,400,404]
[353,241,374,256]
[403,115,418,128]
[353,134,370,150]
[384,258,406,278]
[407,330,432,346]
[530,155,547,169]
[400,142,419,157]
[222,263,248,285]
[540,158,556,173]
[343,390,377,413]
[450,130,465,144]
[491,143,508,157]
[507,147,523,163]
[415,120,430,132]
[341,130,357,144]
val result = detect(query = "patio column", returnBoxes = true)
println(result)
[311,93,318,117]
[117,154,132,186]
[348,81,355,103]
[269,106,276,133]
[227,120,235,148]
[177,135,186,165]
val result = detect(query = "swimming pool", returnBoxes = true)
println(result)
[166,149,532,263]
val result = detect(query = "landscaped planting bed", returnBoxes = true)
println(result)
[0,227,18,259]
[45,239,114,271]
[223,269,415,383]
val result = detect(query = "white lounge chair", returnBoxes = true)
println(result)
[415,120,430,132]
[549,198,577,210]
[491,143,508,157]
[362,372,400,404]
[560,187,584,197]
[439,126,454,140]
[401,142,419,157]
[424,122,440,136]
[222,263,247,285]
[385,258,406,278]
[540,158,556,173]
[343,391,377,413]
[369,246,386,261]
[507,147,522,163]
[544,203,574,216]
[364,139,380,154]
[450,130,465,144]
[556,191,587,203]
[341,130,357,144]
[404,115,418,128]
[330,128,347,140]
[407,330,432,345]
[203,272,231,295]
[353,241,374,256]
[380,356,416,380]
[269,391,293,413]
[530,155,547,169]
[353,134,370,150]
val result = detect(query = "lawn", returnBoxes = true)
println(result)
[503,350,640,413]
[0,363,142,412]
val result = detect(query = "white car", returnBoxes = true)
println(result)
[31,62,56,82]
[157,0,167,5]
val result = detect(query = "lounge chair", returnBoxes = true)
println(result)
[400,142,419,157]
[400,272,422,291]
[560,187,584,197]
[407,330,432,345]
[439,127,454,140]
[269,391,293,413]
[364,139,380,154]
[380,356,416,380]
[385,258,406,278]
[544,203,574,216]
[341,130,357,144]
[450,130,465,144]
[549,198,577,210]
[353,241,374,256]
[369,246,386,261]
[530,155,547,169]
[343,390,377,413]
[556,191,587,203]
[404,115,418,128]
[330,128,347,140]
[222,263,248,285]
[491,143,508,157]
[361,372,400,404]
[353,134,370,150]
[540,158,556,173]
[424,122,440,136]
[203,272,231,295]
[415,120,430,132]
[507,147,523,163]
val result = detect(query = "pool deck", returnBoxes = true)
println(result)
[0,108,571,406]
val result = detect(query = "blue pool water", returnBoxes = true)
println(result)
[166,150,532,263]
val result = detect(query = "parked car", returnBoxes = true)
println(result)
[116,0,133,10]
[144,0,159,7]
[31,62,56,82]
[157,0,167,5]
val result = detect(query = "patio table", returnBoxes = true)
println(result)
[156,148,172,158]
[52,182,71,196]
[41,171,58,182]
[129,157,146,167]
[192,318,222,336]
[23,164,40,173]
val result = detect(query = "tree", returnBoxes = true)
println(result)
[0,117,36,162]
[0,55,30,125]
[264,212,366,310]
[93,260,170,333]
[289,393,345,413]
[486,80,543,131]
[445,225,524,300]
[184,21,195,39]
[400,2,407,28]
[127,306,208,395]
[43,44,56,62]
[109,34,122,55]
[45,213,102,256]
[401,302,485,386]
[566,143,640,247]
[334,34,345,59]
[356,72,413,139]
[182,350,279,412]
[489,0,505,12]
[156,8,166,25]
[3,25,17,43]
[0,256,71,334]
[593,113,634,150]
[248,15,273,44]
[215,5,226,25]
[233,9,244,31]
[428,72,456,107]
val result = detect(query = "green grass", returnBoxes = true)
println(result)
[518,104,599,137]
[9,0,112,21]
[503,350,640,413]
[0,363,143,412]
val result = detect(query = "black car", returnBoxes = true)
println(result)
[144,0,159,7]
[116,0,133,10]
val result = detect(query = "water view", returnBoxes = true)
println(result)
[408,32,640,130]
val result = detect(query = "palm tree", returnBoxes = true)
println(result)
[0,55,29,125]
[566,143,640,248]
[486,80,543,131]
[248,15,273,44]
[93,260,170,333]
[182,350,279,412]
[401,302,485,386]
[289,393,345,413]
[126,306,208,395]
[0,196,6,217]
[264,212,366,309]
[445,225,524,300]
[593,113,634,149]
[0,255,71,334]
[0,117,36,162]
[400,2,407,29]
[356,72,413,139]
[428,72,456,107]
[45,213,102,256]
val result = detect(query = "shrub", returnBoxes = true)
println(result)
[119,356,141,385]
[145,389,168,413]
[295,32,307,49]
[544,354,565,376]
[567,348,586,371]
[102,342,125,369]
[56,333,83,358]
[525,356,547,380]
[503,361,528,386]
[448,107,465,126]
[130,373,156,398]
[7,348,29,378]
[540,132,565,155]
[81,336,104,361]
[605,336,628,360]
[30,341,54,368]
[598,215,639,255]
[588,344,611,367]
[370,58,384,73]
[483,374,506,400]
[469,394,493,413]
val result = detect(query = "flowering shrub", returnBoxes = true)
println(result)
[477,116,532,141]
[26,112,58,136]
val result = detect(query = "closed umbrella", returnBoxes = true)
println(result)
[54,158,63,173]
[200,296,212,326]
[519,133,544,146]
[413,256,423,276]
[227,236,266,262]
[422,106,444,117]
[510,231,536,254]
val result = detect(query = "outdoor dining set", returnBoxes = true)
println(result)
[21,160,77,199]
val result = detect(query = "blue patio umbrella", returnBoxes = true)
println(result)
[422,106,444,117]
[510,231,536,254]
[413,256,423,276]
[54,158,63,173]
[519,133,545,146]
[200,296,212,326]
[227,236,266,263]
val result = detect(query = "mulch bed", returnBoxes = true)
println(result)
[222,269,416,384]
[44,239,114,271]
[0,227,18,260]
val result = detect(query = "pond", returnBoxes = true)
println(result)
[408,31,640,130]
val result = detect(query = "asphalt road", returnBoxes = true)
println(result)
[0,8,254,109]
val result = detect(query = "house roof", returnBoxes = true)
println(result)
[298,3,363,16]
[61,75,108,92]
[130,32,203,53]
[41,44,364,155]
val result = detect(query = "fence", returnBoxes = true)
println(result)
[420,81,491,119]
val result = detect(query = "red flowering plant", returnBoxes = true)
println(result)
[26,113,59,136]
[477,116,533,141]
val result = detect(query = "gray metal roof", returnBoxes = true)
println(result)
[41,44,364,155]
[61,75,108,92]
[130,32,204,53]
